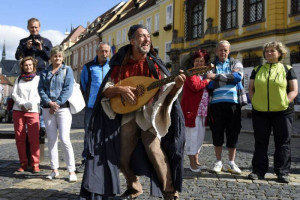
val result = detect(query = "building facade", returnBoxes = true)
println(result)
[170,0,300,97]
[100,0,174,66]
[171,0,300,68]
[69,2,126,81]
[61,25,86,67]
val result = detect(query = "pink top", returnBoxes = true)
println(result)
[197,75,209,117]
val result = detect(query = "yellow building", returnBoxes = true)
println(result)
[171,0,300,72]
[100,0,175,66]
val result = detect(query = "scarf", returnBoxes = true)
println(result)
[20,73,36,81]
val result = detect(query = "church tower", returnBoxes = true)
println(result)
[1,41,6,61]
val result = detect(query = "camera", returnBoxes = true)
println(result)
[29,35,41,46]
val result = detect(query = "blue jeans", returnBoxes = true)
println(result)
[81,108,93,160]
[40,108,45,128]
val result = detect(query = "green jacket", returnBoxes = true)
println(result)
[251,62,291,112]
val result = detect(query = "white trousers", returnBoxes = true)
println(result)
[43,108,75,172]
[185,116,206,155]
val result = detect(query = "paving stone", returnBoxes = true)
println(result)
[0,120,300,199]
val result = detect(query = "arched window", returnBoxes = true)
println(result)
[185,0,204,40]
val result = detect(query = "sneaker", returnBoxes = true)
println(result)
[76,160,86,173]
[69,174,78,182]
[277,175,289,183]
[211,161,222,173]
[189,166,201,173]
[46,171,59,180]
[32,166,40,173]
[222,162,242,174]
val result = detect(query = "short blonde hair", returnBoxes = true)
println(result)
[20,56,37,73]
[263,41,288,61]
[27,18,40,28]
[50,45,64,58]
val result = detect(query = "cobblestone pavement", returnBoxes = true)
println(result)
[0,118,300,200]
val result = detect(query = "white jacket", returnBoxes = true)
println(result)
[12,75,40,113]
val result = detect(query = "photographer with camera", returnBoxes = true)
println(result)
[15,18,53,74]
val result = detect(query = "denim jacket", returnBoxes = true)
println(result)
[38,64,74,106]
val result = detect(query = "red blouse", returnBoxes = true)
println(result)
[180,75,209,127]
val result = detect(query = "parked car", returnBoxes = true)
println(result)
[0,96,13,123]
[0,106,6,122]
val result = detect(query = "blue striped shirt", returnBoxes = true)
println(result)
[211,59,238,104]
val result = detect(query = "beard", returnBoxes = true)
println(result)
[134,40,150,54]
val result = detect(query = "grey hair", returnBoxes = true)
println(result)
[50,45,64,57]
[216,40,231,49]
[96,42,110,51]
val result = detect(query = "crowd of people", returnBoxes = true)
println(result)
[9,18,299,199]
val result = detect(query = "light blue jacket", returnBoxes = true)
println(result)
[38,64,74,106]
[80,56,110,108]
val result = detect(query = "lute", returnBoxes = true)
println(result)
[110,64,214,114]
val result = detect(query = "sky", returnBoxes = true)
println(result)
[0,0,125,60]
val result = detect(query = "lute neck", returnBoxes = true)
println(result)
[147,64,214,91]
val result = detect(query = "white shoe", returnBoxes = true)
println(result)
[189,166,201,173]
[211,161,222,173]
[69,174,77,182]
[46,171,59,179]
[222,162,242,174]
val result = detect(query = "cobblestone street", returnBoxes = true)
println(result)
[0,117,300,200]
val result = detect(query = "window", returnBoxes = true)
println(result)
[154,13,159,32]
[154,46,159,55]
[243,0,264,25]
[117,31,121,45]
[85,45,88,62]
[291,0,300,15]
[221,0,237,31]
[185,0,204,40]
[165,41,172,63]
[89,43,92,60]
[139,20,144,25]
[109,35,112,46]
[291,51,300,65]
[73,51,78,66]
[122,28,126,43]
[81,47,84,65]
[166,4,173,25]
[146,17,152,33]
[93,41,97,58]
[242,57,261,68]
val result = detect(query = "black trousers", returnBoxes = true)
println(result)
[251,111,293,177]
[210,103,241,148]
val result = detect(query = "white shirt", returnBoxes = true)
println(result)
[12,75,40,113]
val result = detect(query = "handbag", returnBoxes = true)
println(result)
[62,67,85,114]
[68,82,85,114]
